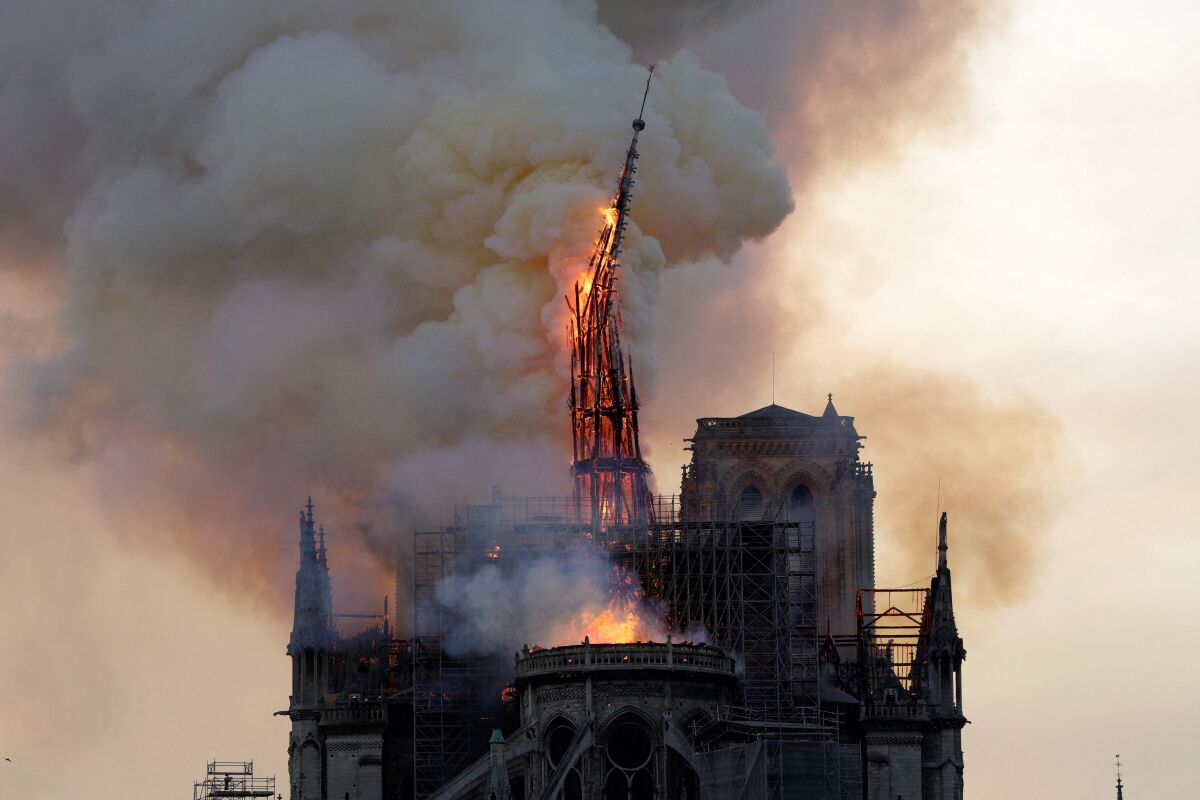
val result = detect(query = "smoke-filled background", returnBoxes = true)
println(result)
[2,0,1198,798]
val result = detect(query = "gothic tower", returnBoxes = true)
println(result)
[288,496,334,800]
[679,395,876,636]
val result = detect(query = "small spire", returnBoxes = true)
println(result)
[1115,754,1124,800]
[822,393,839,418]
[318,525,327,560]
[305,495,314,524]
[938,511,949,572]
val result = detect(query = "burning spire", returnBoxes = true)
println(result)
[568,67,656,528]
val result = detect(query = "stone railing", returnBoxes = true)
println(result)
[515,641,735,681]
[321,705,387,723]
[860,703,927,721]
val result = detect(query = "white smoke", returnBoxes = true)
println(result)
[433,548,667,658]
[0,1,793,607]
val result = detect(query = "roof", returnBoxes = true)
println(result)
[737,404,815,420]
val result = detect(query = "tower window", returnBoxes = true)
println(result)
[736,485,764,520]
[788,484,815,523]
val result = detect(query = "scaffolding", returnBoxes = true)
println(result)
[193,762,276,800]
[412,494,825,798]
[854,587,932,701]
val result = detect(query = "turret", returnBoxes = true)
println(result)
[920,512,968,800]
[927,512,965,715]
[485,730,513,800]
[290,496,334,653]
[287,496,334,800]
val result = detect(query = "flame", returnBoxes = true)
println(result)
[576,593,657,643]
[601,205,618,230]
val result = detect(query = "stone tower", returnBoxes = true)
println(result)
[679,396,876,636]
[287,497,334,800]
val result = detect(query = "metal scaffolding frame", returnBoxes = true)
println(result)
[193,761,275,800]
[854,587,932,701]
[412,495,828,798]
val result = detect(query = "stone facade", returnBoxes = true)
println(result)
[680,399,875,637]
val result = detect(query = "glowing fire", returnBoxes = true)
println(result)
[574,206,619,300]
[601,205,618,230]
[575,590,665,643]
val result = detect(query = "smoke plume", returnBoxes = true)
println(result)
[839,364,1064,605]
[0,0,1026,617]
[433,547,703,659]
[0,1,796,610]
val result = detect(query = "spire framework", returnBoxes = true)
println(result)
[568,67,655,528]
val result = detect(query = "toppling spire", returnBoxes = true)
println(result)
[568,67,656,527]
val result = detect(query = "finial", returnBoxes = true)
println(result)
[1115,754,1124,800]
[318,525,326,555]
[305,494,314,523]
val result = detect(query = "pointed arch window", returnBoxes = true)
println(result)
[545,719,582,800]
[788,484,816,523]
[736,485,764,521]
[603,716,655,800]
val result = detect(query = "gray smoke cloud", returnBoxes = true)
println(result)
[0,0,793,612]
[433,546,707,659]
[0,0,1011,616]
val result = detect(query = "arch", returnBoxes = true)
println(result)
[539,712,579,740]
[597,705,658,740]
[778,460,835,496]
[726,465,778,500]
[543,717,577,769]
[676,709,714,745]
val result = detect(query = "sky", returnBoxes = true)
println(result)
[2,1,1198,797]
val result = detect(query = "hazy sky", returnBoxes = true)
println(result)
[2,1,1197,797]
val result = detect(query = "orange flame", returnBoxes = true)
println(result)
[572,585,667,644]
[601,205,618,230]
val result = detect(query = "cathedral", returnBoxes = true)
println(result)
[283,80,967,800]
[285,399,967,800]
